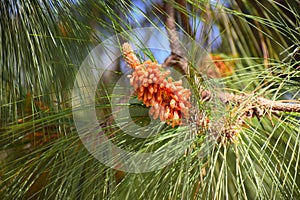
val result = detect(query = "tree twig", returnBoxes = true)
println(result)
[163,1,188,74]
[177,0,191,36]
[257,97,300,112]
[164,1,181,56]
[219,92,300,113]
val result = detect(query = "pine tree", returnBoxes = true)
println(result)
[1,0,300,199]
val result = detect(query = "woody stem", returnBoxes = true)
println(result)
[216,91,300,113]
[164,1,188,74]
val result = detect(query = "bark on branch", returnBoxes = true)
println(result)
[164,1,188,74]
[220,92,300,113]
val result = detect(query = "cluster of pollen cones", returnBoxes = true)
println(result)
[122,43,191,127]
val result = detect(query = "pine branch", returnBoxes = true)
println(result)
[177,0,191,36]
[160,3,299,141]
[164,1,181,56]
[221,92,300,113]
[163,1,188,74]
